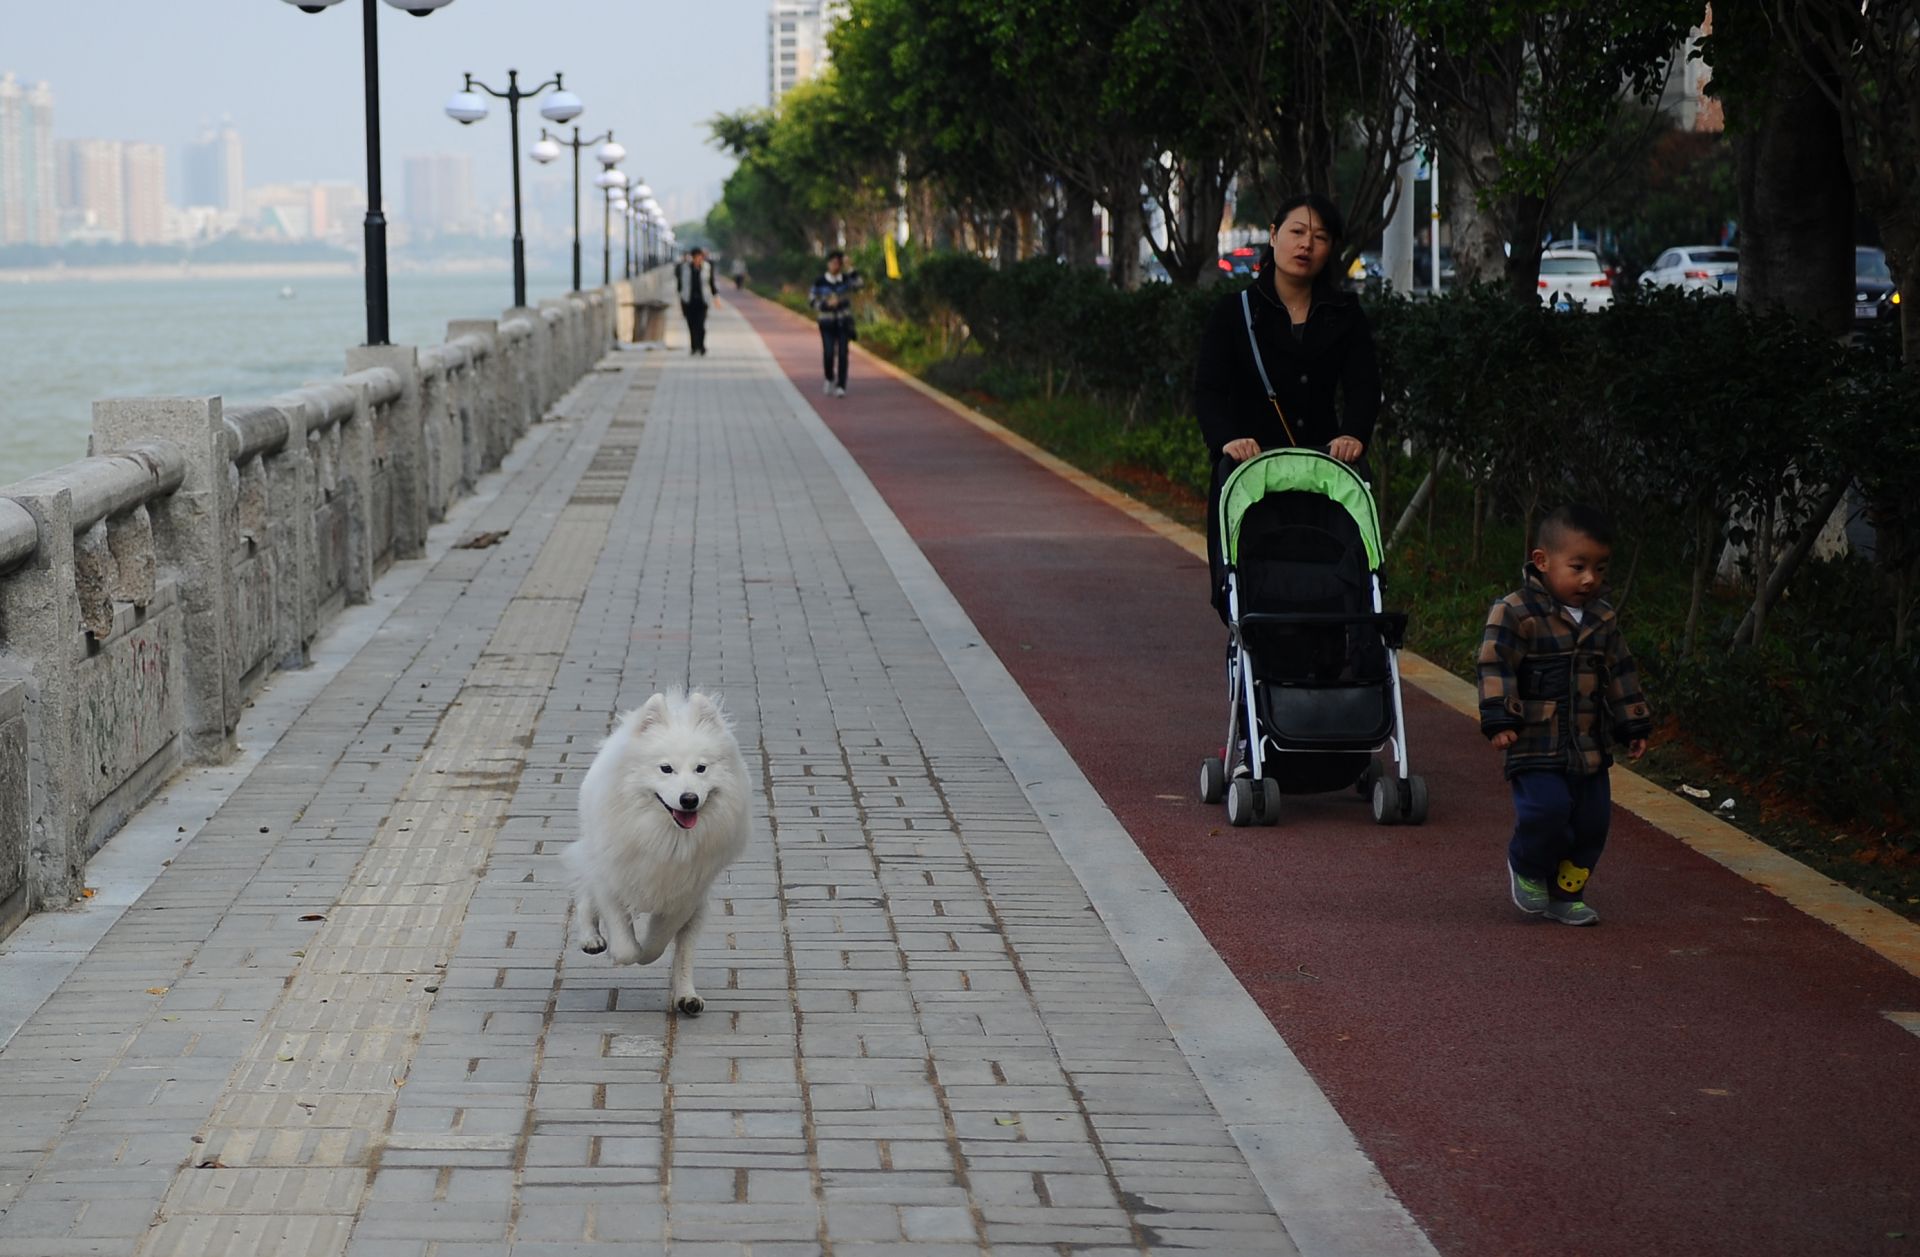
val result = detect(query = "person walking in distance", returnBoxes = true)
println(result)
[1480,504,1654,926]
[677,247,720,356]
[808,250,862,397]
[729,254,747,290]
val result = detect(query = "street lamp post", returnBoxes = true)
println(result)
[593,169,628,286]
[531,130,621,293]
[279,0,456,346]
[445,70,583,308]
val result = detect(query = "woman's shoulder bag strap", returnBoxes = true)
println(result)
[1241,288,1298,447]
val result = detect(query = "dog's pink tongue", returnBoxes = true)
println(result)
[670,809,698,830]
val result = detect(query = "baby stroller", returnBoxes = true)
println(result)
[1197,448,1430,827]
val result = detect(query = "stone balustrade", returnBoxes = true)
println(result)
[0,267,677,937]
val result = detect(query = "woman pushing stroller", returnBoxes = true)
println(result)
[1194,194,1381,619]
[1193,195,1424,827]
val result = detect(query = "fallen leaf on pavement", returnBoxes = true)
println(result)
[455,529,510,549]
[146,987,167,995]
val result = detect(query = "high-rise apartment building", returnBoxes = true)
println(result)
[121,143,167,244]
[183,122,245,211]
[0,73,60,245]
[403,153,475,235]
[57,138,126,239]
[767,1,847,106]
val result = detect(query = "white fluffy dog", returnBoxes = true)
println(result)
[563,691,751,1016]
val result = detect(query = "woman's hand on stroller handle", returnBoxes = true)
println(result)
[1222,436,1365,464]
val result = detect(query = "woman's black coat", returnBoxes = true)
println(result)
[1193,268,1382,617]
[1193,269,1382,460]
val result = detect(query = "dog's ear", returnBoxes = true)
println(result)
[630,693,670,733]
[686,691,728,732]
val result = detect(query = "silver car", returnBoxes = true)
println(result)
[1639,245,1739,294]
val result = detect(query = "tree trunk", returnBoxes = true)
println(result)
[1683,503,1715,659]
[997,211,1021,272]
[1061,183,1099,269]
[1731,35,1855,335]
[1110,194,1145,291]
[1734,479,1852,648]
[1447,141,1505,287]
[1503,193,1549,308]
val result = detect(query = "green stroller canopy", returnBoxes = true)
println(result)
[1220,448,1383,570]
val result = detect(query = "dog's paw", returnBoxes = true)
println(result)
[608,944,643,966]
[674,993,705,1017]
[579,940,606,956]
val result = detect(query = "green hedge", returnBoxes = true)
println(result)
[750,249,1919,846]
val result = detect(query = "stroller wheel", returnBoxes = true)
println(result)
[1371,776,1404,826]
[1225,778,1257,827]
[1253,778,1281,826]
[1405,775,1430,825]
[1199,756,1227,805]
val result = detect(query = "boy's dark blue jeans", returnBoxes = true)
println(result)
[1509,770,1612,900]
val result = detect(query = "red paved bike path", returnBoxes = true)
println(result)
[735,293,1920,1257]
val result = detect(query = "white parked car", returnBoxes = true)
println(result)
[1537,249,1614,311]
[1638,245,1739,294]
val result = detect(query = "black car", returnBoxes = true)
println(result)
[1856,246,1902,323]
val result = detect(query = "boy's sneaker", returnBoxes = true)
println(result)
[834,384,847,397]
[823,379,834,395]
[1508,863,1549,915]
[1545,899,1600,926]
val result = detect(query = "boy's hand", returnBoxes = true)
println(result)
[1490,730,1517,750]
[1627,738,1648,760]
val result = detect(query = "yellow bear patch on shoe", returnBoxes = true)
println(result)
[1556,860,1591,894]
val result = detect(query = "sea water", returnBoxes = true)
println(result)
[0,269,570,488]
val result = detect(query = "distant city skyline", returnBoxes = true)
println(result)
[3,1,764,243]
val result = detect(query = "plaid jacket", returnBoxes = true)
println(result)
[1477,565,1653,779]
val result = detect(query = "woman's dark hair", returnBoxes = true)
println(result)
[1259,193,1346,297]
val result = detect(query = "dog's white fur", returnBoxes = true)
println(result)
[563,691,751,1015]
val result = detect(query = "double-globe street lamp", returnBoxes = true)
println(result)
[445,70,582,309]
[278,0,456,347]
[531,130,622,294]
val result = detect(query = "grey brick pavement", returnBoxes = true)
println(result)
[0,313,1434,1255]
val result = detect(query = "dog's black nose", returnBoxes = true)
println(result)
[679,792,699,811]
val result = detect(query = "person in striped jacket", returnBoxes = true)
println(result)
[1479,504,1653,926]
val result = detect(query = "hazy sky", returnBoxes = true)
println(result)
[6,0,768,226]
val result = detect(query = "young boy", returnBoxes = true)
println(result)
[1478,505,1653,925]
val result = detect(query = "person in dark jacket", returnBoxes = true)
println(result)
[1478,504,1653,926]
[1193,194,1381,619]
[808,250,863,396]
[677,247,720,355]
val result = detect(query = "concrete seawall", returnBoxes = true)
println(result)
[0,267,678,938]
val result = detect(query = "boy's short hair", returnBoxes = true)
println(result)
[825,249,846,263]
[1537,504,1614,552]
